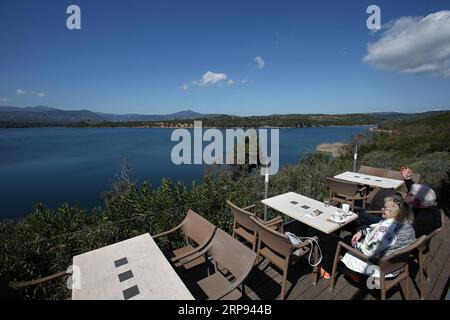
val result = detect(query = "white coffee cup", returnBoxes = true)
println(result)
[333,211,345,221]
[342,204,350,214]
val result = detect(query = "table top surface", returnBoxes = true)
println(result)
[334,171,404,189]
[72,233,194,300]
[262,192,358,234]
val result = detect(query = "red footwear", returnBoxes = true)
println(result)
[348,273,362,283]
[320,267,331,279]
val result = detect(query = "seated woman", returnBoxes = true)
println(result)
[340,195,416,280]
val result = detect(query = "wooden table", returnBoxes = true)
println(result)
[262,192,358,234]
[72,233,194,300]
[334,171,404,189]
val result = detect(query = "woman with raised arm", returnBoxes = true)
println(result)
[400,166,442,237]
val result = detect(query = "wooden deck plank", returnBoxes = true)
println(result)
[425,215,450,300]
[316,275,351,300]
[285,273,314,300]
[285,265,318,300]
[428,244,450,300]
[298,277,331,299]
[420,228,448,300]
[332,283,360,300]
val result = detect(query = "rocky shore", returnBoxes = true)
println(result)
[316,142,348,157]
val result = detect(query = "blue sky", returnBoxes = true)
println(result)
[0,0,449,115]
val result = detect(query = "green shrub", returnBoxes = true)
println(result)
[360,150,397,169]
[413,152,450,198]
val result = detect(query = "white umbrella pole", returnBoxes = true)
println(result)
[352,143,358,172]
[264,171,269,221]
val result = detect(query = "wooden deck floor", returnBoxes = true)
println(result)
[180,215,450,300]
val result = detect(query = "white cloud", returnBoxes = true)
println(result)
[363,11,450,79]
[193,71,234,87]
[16,89,46,97]
[180,83,189,91]
[255,56,265,69]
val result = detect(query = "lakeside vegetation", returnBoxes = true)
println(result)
[0,115,375,129]
[0,111,449,299]
[0,110,447,128]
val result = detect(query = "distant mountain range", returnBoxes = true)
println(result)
[0,106,214,123]
[0,106,448,126]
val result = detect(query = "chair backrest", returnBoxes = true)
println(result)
[249,216,293,258]
[207,228,257,280]
[379,235,426,275]
[384,169,420,183]
[411,173,421,183]
[326,177,360,197]
[226,200,256,231]
[385,170,403,180]
[358,165,388,177]
[180,210,216,247]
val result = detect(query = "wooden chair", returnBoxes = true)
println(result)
[330,235,427,300]
[326,177,369,211]
[413,213,444,299]
[176,228,257,300]
[385,169,420,183]
[250,216,319,300]
[152,209,216,269]
[227,200,284,251]
[358,165,388,177]
[385,169,403,180]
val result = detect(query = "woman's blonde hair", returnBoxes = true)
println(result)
[384,195,414,223]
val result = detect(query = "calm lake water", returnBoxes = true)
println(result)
[0,126,370,219]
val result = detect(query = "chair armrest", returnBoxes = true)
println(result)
[346,194,370,201]
[152,222,183,239]
[365,210,383,215]
[170,246,200,263]
[292,236,318,250]
[259,216,283,228]
[242,204,256,213]
[9,271,69,290]
[358,186,368,194]
[337,241,379,264]
[174,241,213,268]
[171,230,216,262]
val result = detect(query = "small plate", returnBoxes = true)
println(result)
[329,215,346,223]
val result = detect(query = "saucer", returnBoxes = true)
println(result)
[330,214,346,223]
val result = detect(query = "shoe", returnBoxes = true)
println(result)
[348,273,362,283]
[320,267,331,279]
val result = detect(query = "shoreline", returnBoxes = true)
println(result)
[0,124,377,130]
